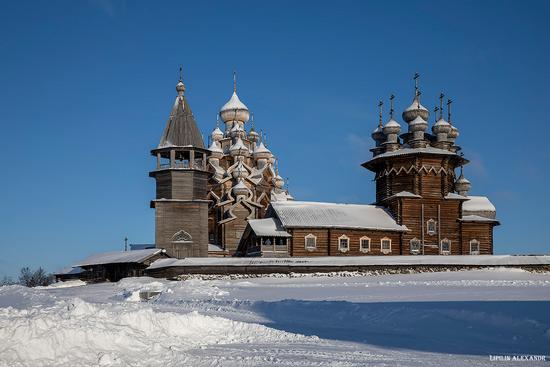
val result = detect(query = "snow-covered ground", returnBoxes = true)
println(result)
[1,268,549,366]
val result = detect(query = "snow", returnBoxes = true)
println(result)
[248,217,292,237]
[271,201,408,231]
[464,195,496,213]
[74,249,164,267]
[460,215,500,223]
[1,269,549,366]
[220,91,248,112]
[147,255,550,270]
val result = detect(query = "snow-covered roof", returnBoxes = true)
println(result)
[384,118,401,128]
[463,196,496,213]
[220,91,248,112]
[444,192,468,200]
[54,266,85,275]
[405,96,428,112]
[460,215,499,223]
[364,146,462,166]
[270,201,408,232]
[253,141,271,154]
[248,218,292,237]
[208,141,223,153]
[230,137,247,152]
[74,249,165,267]
[157,95,204,149]
[385,191,422,200]
[147,255,550,270]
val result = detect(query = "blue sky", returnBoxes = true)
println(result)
[0,1,549,277]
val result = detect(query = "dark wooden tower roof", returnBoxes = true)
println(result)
[158,82,204,149]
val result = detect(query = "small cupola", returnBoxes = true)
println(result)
[455,168,471,196]
[402,73,429,123]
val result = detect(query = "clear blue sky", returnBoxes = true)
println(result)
[1,1,549,277]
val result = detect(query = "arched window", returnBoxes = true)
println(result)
[427,219,437,236]
[410,238,421,254]
[305,234,317,251]
[440,238,451,255]
[171,230,192,243]
[470,239,480,255]
[359,236,371,253]
[381,237,392,254]
[338,235,350,253]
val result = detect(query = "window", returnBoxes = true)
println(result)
[381,237,392,254]
[305,234,317,251]
[360,237,371,253]
[171,230,192,243]
[470,239,480,255]
[338,235,350,253]
[410,238,421,254]
[427,219,437,236]
[440,238,451,255]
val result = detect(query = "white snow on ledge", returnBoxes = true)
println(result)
[147,255,550,270]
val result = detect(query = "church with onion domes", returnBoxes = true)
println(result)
[150,70,498,259]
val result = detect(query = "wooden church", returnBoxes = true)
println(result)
[150,71,498,259]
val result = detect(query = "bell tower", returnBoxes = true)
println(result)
[149,70,209,258]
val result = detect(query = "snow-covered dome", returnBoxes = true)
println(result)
[248,128,259,142]
[208,141,223,159]
[175,80,185,94]
[211,126,224,141]
[229,137,248,157]
[371,125,385,143]
[432,118,452,135]
[448,124,459,141]
[383,118,401,135]
[232,180,249,196]
[220,91,250,123]
[408,115,428,132]
[402,95,429,123]
[455,172,471,195]
[273,174,284,189]
[253,141,271,160]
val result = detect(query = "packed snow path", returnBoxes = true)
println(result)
[1,269,549,366]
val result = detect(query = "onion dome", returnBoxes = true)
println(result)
[448,124,459,141]
[230,121,245,137]
[455,171,471,196]
[371,125,385,144]
[402,95,429,123]
[176,80,185,94]
[273,174,284,189]
[208,141,223,159]
[248,128,260,142]
[220,91,250,123]
[232,180,249,196]
[432,117,452,135]
[211,126,224,142]
[229,137,248,157]
[253,141,271,160]
[383,118,401,135]
[409,115,428,135]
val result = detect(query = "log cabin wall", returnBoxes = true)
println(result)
[460,222,494,255]
[288,228,402,257]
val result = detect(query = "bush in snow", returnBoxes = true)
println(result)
[18,267,54,287]
[0,276,16,286]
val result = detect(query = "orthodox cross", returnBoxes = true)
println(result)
[439,93,445,119]
[179,65,183,82]
[233,70,237,92]
[216,114,220,128]
[414,72,420,96]
[389,94,395,119]
[250,112,255,130]
[447,99,453,124]
[434,106,439,122]
[378,100,383,127]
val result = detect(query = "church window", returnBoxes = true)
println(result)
[171,230,192,243]
[381,238,392,254]
[427,219,437,236]
[338,235,349,253]
[360,237,371,253]
[305,234,317,251]
[470,239,480,255]
[410,238,421,254]
[440,238,451,255]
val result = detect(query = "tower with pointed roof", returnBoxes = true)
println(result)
[149,72,209,258]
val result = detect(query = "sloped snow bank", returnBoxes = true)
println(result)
[0,297,314,367]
